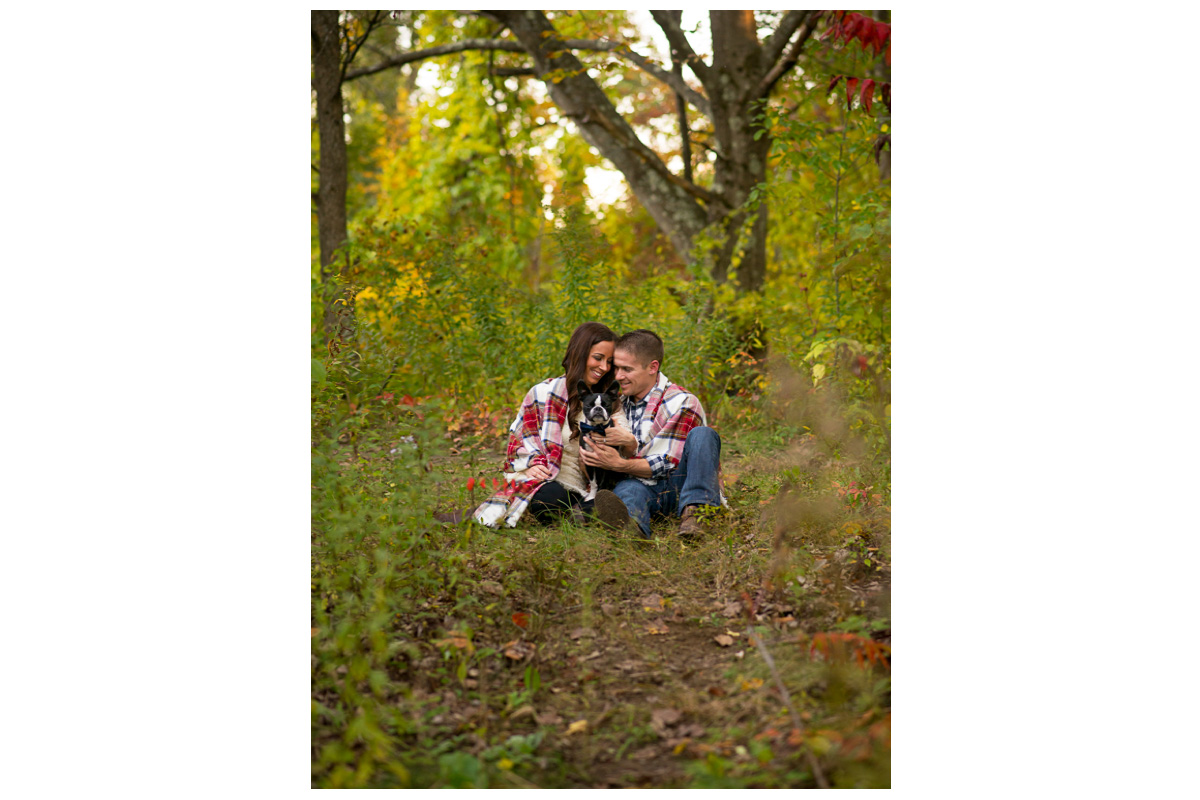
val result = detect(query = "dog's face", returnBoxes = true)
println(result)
[576,380,621,427]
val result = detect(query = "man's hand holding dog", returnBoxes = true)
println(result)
[582,435,652,478]
[587,426,637,457]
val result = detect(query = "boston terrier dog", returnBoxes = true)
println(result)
[576,380,624,493]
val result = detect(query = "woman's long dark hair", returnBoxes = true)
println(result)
[562,321,616,442]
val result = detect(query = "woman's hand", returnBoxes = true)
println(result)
[526,464,552,482]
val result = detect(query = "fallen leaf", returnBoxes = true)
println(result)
[502,640,535,660]
[535,710,562,726]
[512,612,530,629]
[721,601,743,618]
[311,628,318,637]
[714,634,734,647]
[600,603,616,615]
[640,593,665,611]
[568,627,596,640]
[651,708,683,736]
[566,719,589,735]
[678,723,706,738]
[631,745,660,761]
[724,630,741,638]
[740,677,765,692]
[509,704,536,721]
[433,634,474,653]
[526,536,537,544]
[479,580,504,597]
[646,619,670,635]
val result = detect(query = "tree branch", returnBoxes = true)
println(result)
[346,32,712,118]
[650,11,710,86]
[756,10,821,99]
[340,11,386,84]
[344,38,527,81]
[567,38,711,118]
[760,10,810,70]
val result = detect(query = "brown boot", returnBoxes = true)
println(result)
[594,490,631,533]
[678,505,706,539]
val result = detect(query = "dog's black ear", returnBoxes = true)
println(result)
[605,382,621,398]
[576,379,591,397]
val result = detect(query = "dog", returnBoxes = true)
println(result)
[575,380,628,495]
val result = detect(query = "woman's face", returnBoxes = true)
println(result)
[584,340,615,388]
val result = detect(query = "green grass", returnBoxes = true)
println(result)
[311,393,890,788]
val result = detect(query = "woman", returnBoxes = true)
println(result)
[474,321,630,529]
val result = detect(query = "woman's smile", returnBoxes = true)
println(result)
[586,341,615,387]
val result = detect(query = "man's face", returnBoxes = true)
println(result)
[613,348,658,400]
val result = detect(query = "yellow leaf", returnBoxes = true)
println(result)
[497,758,514,770]
[566,719,588,735]
[740,677,764,692]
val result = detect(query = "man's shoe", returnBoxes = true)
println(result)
[594,490,631,533]
[678,505,706,539]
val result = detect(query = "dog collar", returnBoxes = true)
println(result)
[578,420,613,435]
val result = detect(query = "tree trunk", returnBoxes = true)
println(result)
[312,11,350,346]
[491,11,711,266]
[706,11,773,295]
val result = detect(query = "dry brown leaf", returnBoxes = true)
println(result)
[509,704,536,721]
[721,601,743,618]
[568,627,596,640]
[640,593,665,612]
[646,619,670,635]
[714,634,734,647]
[502,640,535,660]
[600,603,616,616]
[651,708,682,734]
[535,710,562,726]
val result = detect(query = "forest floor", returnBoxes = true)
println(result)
[312,414,891,788]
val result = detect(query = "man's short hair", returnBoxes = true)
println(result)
[616,329,664,368]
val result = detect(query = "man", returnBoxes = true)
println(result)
[579,329,723,538]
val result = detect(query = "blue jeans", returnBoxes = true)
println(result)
[613,426,722,539]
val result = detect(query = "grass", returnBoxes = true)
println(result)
[311,392,890,788]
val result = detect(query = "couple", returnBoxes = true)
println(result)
[473,322,723,539]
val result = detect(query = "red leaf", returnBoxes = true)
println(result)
[400,394,416,406]
[493,478,502,489]
[827,74,842,95]
[886,41,890,66]
[881,82,891,111]
[845,77,859,110]
[875,20,890,54]
[512,612,530,629]
[860,78,875,114]
[467,477,475,491]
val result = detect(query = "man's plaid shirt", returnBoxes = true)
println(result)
[621,372,707,485]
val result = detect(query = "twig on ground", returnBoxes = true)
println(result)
[746,628,830,789]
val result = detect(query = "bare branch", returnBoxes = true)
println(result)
[650,11,710,86]
[760,10,810,70]
[340,11,386,84]
[747,629,830,789]
[490,66,536,77]
[344,38,527,81]
[567,38,711,118]
[756,11,821,99]
[346,30,712,117]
